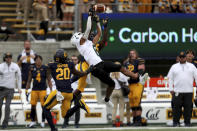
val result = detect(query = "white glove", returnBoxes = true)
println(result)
[139,73,149,86]
[56,91,64,101]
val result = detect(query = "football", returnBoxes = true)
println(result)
[93,4,106,13]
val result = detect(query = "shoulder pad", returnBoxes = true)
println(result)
[137,57,145,64]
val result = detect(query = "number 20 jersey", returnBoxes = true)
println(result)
[48,61,74,93]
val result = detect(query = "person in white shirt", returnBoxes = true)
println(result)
[0,53,22,129]
[110,71,128,127]
[167,51,197,127]
[70,7,138,105]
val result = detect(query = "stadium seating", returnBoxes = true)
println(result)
[0,0,73,41]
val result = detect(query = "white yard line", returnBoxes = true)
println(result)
[5,126,197,131]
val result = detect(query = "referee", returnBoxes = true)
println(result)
[167,51,197,127]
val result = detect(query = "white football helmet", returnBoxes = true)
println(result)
[70,32,83,47]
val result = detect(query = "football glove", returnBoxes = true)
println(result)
[103,18,109,28]
[25,89,30,102]
[85,65,95,74]
[93,14,100,23]
[56,91,64,101]
[88,7,95,16]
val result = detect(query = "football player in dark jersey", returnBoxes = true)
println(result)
[124,49,147,126]
[43,49,92,131]
[186,50,197,68]
[26,55,52,128]
[186,50,197,109]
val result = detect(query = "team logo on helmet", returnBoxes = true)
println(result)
[54,49,67,63]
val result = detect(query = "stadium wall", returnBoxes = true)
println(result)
[0,41,78,64]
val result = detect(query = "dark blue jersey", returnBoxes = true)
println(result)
[30,65,48,91]
[124,58,145,84]
[192,60,197,68]
[48,61,74,93]
[17,54,35,83]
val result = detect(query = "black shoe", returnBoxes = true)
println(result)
[62,124,68,128]
[75,124,79,128]
[51,128,58,131]
[132,122,142,126]
[1,124,7,129]
[173,123,180,127]
[127,122,132,126]
[185,123,191,127]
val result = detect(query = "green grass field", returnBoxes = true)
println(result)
[4,126,197,131]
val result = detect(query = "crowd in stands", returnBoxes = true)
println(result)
[15,0,197,29]
[0,0,196,41]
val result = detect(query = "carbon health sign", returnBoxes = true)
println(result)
[82,13,197,59]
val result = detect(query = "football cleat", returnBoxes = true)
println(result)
[102,98,114,108]
[29,121,36,128]
[40,122,45,128]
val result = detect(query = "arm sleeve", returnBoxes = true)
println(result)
[70,75,80,83]
[82,16,92,40]
[167,65,174,92]
[138,58,145,65]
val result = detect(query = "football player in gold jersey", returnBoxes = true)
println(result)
[124,49,147,126]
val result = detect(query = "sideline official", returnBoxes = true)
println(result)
[167,51,197,127]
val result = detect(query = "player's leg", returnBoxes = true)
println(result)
[74,95,81,128]
[76,61,89,94]
[64,93,90,119]
[103,61,138,78]
[129,83,144,126]
[61,92,73,119]
[39,90,47,128]
[43,90,58,131]
[63,62,90,125]
[92,68,115,102]
[29,91,39,127]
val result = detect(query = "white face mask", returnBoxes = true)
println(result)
[1,26,7,31]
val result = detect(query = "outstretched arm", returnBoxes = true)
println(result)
[98,18,109,50]
[92,14,102,45]
[80,8,94,45]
